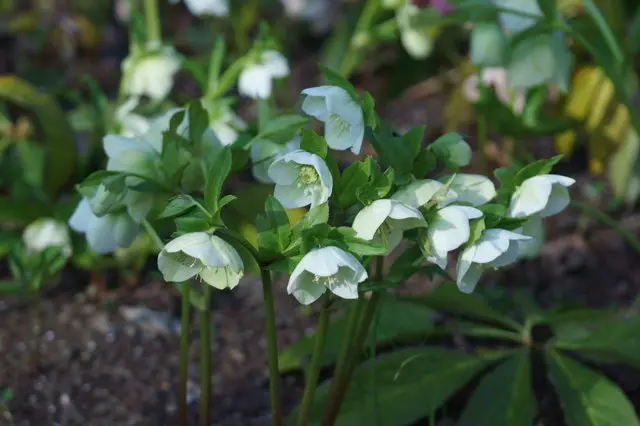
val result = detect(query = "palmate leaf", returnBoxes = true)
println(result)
[547,350,640,426]
[459,349,536,426]
[292,347,488,426]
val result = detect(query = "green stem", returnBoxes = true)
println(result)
[142,220,164,250]
[321,258,384,426]
[580,0,625,66]
[570,201,640,255]
[200,284,212,426]
[261,268,283,426]
[143,0,161,43]
[296,294,331,426]
[178,282,191,426]
[340,0,380,77]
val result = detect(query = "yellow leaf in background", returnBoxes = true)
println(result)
[554,66,630,175]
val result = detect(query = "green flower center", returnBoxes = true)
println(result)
[299,165,319,185]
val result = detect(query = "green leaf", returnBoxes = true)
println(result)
[298,347,487,426]
[260,114,309,141]
[256,196,292,257]
[319,64,359,100]
[330,227,387,256]
[292,203,329,235]
[366,122,417,174]
[387,244,427,283]
[537,0,557,20]
[279,294,435,372]
[406,283,521,330]
[360,91,378,129]
[459,350,536,426]
[204,147,232,214]
[507,34,555,90]
[158,194,197,219]
[187,100,209,148]
[552,315,640,367]
[174,215,211,234]
[413,149,437,177]
[0,76,76,196]
[547,350,640,426]
[0,280,24,295]
[467,217,486,246]
[300,129,328,158]
[337,158,374,207]
[478,203,507,228]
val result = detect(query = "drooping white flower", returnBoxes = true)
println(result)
[288,246,367,305]
[517,215,544,259]
[397,3,438,59]
[507,174,575,218]
[301,85,365,154]
[23,218,72,258]
[456,228,531,293]
[158,232,244,290]
[448,174,497,207]
[424,205,483,268]
[250,136,301,183]
[238,50,289,99]
[115,97,151,137]
[121,42,181,101]
[463,67,526,115]
[183,0,229,16]
[280,0,333,33]
[391,179,456,209]
[267,149,333,208]
[208,106,247,146]
[68,199,139,254]
[352,199,427,253]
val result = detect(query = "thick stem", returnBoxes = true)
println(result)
[321,258,383,426]
[178,282,191,426]
[296,294,331,426]
[200,284,212,426]
[143,0,161,43]
[261,268,283,426]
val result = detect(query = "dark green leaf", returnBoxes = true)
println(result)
[537,0,556,20]
[261,114,309,139]
[387,244,426,283]
[300,129,328,158]
[187,100,209,147]
[366,122,416,174]
[204,147,232,214]
[297,347,487,426]
[337,159,373,207]
[174,216,211,234]
[547,350,640,426]
[360,91,378,129]
[405,283,521,330]
[413,149,437,178]
[330,227,386,256]
[319,65,359,100]
[0,280,24,295]
[256,196,292,257]
[158,194,197,219]
[459,350,535,426]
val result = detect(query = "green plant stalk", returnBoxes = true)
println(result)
[296,294,332,426]
[261,268,283,426]
[178,282,191,426]
[340,0,381,77]
[200,284,213,426]
[143,0,161,43]
[321,257,384,426]
[321,298,365,421]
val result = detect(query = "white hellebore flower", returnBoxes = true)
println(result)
[250,136,301,183]
[238,50,289,99]
[391,179,456,209]
[288,246,367,305]
[208,106,247,146]
[68,199,139,254]
[517,215,544,259]
[182,0,229,16]
[463,67,526,115]
[507,174,575,218]
[397,3,437,59]
[456,229,531,293]
[158,232,243,290]
[352,199,427,253]
[448,174,497,207]
[23,218,72,258]
[115,97,151,137]
[122,42,181,101]
[426,205,483,268]
[267,149,333,208]
[301,86,364,154]
[280,0,333,33]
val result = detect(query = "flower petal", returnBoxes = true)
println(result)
[539,183,571,217]
[391,179,445,208]
[158,251,199,282]
[199,265,243,290]
[429,206,472,254]
[449,174,497,206]
[352,199,393,241]
[288,270,327,305]
[164,232,210,253]
[326,267,360,299]
[261,50,289,78]
[508,175,553,218]
[238,65,273,99]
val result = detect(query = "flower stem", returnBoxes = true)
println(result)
[320,299,364,424]
[143,0,161,43]
[296,294,331,426]
[142,219,165,250]
[321,257,384,426]
[261,267,283,426]
[199,284,212,426]
[340,0,380,77]
[178,282,191,426]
